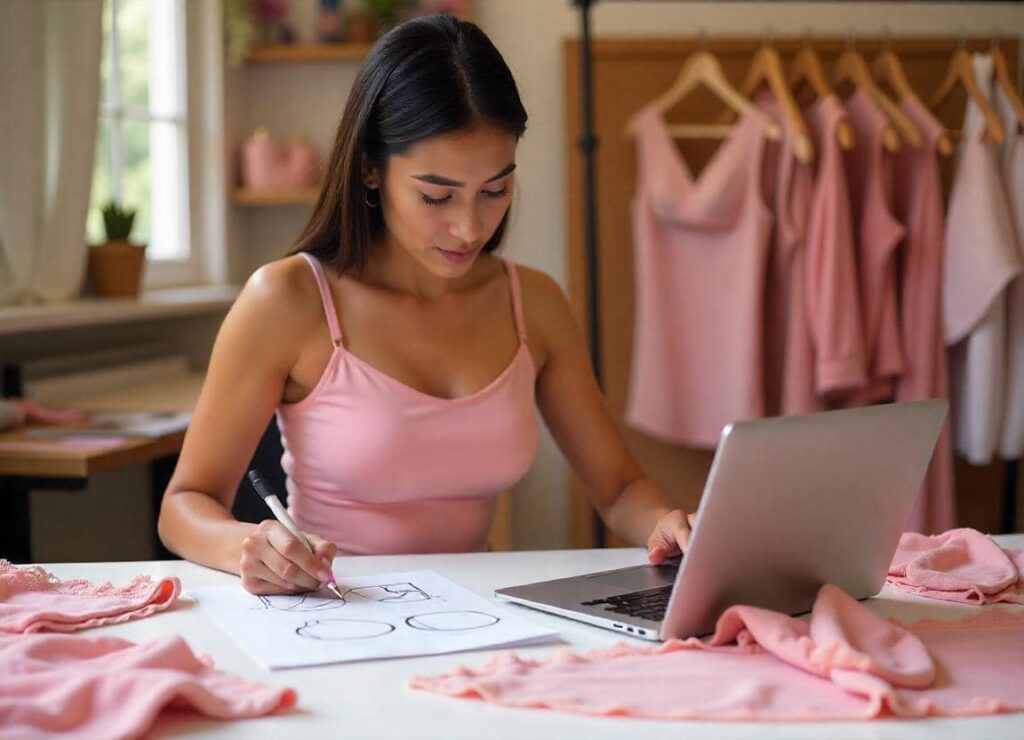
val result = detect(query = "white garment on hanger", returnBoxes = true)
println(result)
[944,54,1021,465]
[989,58,1024,461]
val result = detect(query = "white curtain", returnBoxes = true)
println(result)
[0,0,103,305]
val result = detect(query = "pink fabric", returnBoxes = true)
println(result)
[411,584,1024,721]
[944,55,1021,465]
[625,105,772,447]
[0,632,295,738]
[841,90,907,405]
[802,96,868,402]
[887,528,1024,605]
[276,254,538,556]
[891,96,956,534]
[759,93,866,417]
[0,561,180,634]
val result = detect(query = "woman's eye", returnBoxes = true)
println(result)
[482,186,509,199]
[421,193,452,206]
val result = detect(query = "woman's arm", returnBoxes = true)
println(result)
[157,258,337,592]
[523,269,691,561]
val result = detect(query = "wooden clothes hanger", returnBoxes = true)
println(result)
[832,42,920,152]
[787,42,855,151]
[737,42,814,163]
[872,47,954,156]
[929,47,1005,144]
[623,49,782,142]
[990,41,1024,132]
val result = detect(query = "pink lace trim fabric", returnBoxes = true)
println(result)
[0,632,296,738]
[887,528,1024,605]
[0,561,181,634]
[411,585,1024,721]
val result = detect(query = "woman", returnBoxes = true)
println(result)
[158,15,691,595]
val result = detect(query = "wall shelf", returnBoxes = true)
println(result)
[231,188,319,206]
[245,43,372,64]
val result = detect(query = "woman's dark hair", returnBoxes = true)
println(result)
[291,15,527,274]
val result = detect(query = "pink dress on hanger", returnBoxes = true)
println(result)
[989,58,1024,461]
[625,104,772,447]
[944,55,1021,465]
[758,92,865,417]
[842,90,907,405]
[892,95,956,534]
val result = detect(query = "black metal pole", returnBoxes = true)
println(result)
[1003,460,1020,533]
[573,0,606,548]
[575,0,601,387]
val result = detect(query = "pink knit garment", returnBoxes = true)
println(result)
[0,561,180,634]
[887,528,1024,605]
[0,632,296,739]
[411,584,1024,721]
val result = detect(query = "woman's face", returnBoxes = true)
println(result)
[374,123,517,279]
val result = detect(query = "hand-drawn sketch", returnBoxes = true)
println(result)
[343,581,434,604]
[296,619,396,641]
[255,593,344,612]
[191,569,558,669]
[405,611,500,631]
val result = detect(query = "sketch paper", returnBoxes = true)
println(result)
[190,570,559,669]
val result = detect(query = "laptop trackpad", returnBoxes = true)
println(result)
[588,563,678,591]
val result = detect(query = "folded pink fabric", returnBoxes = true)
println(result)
[411,585,1024,721]
[0,632,296,738]
[0,561,181,634]
[887,529,1024,605]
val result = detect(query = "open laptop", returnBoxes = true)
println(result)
[496,399,948,641]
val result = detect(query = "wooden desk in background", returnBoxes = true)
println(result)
[0,373,204,563]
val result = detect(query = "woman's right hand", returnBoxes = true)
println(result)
[239,520,339,594]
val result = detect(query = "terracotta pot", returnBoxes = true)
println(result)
[346,14,377,43]
[88,240,147,298]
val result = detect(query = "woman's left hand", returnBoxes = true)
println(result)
[646,509,695,564]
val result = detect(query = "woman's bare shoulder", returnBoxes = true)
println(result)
[513,263,571,314]
[229,254,327,342]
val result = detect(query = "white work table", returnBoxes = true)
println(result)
[42,537,1024,739]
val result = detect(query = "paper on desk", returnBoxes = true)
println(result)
[26,411,190,438]
[190,569,559,670]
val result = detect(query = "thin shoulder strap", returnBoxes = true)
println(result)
[503,260,528,342]
[299,252,343,348]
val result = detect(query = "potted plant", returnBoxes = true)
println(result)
[347,0,411,42]
[87,201,147,298]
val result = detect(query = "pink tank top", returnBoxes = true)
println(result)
[276,254,539,555]
[625,104,772,447]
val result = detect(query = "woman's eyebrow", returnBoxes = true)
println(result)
[411,163,516,188]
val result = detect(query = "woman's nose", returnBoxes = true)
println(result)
[450,203,483,245]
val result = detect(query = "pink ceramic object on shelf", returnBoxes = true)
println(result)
[240,128,320,191]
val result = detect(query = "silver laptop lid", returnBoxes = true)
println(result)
[661,399,948,639]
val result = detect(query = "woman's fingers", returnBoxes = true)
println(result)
[242,522,325,591]
[646,509,691,564]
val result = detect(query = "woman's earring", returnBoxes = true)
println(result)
[364,187,380,208]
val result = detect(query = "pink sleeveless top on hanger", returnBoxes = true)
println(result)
[892,95,955,534]
[842,90,907,405]
[276,254,539,555]
[626,104,772,448]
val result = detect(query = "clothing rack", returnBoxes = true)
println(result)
[568,1,1023,545]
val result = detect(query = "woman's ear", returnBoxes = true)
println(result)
[360,154,380,189]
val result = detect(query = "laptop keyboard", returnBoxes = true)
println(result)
[581,585,672,622]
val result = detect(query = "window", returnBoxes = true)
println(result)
[87,0,191,278]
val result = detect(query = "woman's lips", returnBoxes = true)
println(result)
[436,246,478,264]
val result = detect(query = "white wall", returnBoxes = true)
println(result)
[473,1,1024,549]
